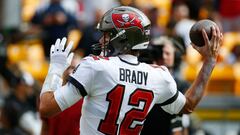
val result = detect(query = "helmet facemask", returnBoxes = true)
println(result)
[92,32,112,56]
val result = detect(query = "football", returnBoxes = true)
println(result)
[189,19,217,47]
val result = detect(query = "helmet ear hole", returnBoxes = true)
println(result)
[119,34,126,39]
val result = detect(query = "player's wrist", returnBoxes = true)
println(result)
[40,73,63,96]
[48,63,66,77]
[41,64,65,96]
[203,57,217,66]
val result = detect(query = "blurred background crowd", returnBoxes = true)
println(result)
[0,0,240,135]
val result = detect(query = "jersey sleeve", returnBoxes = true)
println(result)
[161,91,186,114]
[68,56,96,97]
[156,66,186,114]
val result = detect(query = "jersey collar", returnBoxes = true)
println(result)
[118,54,140,65]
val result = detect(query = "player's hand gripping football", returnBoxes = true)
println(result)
[191,26,223,62]
[49,37,74,76]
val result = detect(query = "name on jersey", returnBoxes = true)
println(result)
[119,68,148,85]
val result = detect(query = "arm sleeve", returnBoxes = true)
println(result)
[161,92,186,114]
[54,57,96,111]
[54,82,82,111]
[156,66,186,114]
[68,57,96,96]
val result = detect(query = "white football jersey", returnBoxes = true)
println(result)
[66,54,186,135]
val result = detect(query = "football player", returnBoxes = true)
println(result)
[39,6,223,135]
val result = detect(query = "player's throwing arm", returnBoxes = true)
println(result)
[181,24,223,113]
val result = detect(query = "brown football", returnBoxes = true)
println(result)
[189,19,217,47]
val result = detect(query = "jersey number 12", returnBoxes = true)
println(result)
[98,84,154,135]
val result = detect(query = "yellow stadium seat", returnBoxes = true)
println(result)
[68,29,82,50]
[135,0,172,27]
[19,60,49,82]
[223,32,240,51]
[7,43,27,64]
[7,39,45,63]
[22,0,40,22]
[26,43,45,61]
[182,64,198,81]
[207,64,235,95]
[221,32,240,62]
[183,63,235,95]
[7,39,49,82]
[185,46,202,65]
[233,63,240,96]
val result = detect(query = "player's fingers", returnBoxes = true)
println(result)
[220,33,223,46]
[216,32,223,51]
[191,42,201,52]
[215,25,221,37]
[215,26,221,50]
[212,26,217,41]
[65,41,73,54]
[212,26,218,52]
[67,52,74,66]
[202,29,209,47]
[209,26,217,54]
[50,45,55,56]
[60,37,67,51]
[54,38,61,51]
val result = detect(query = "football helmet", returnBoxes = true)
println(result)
[92,6,151,56]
